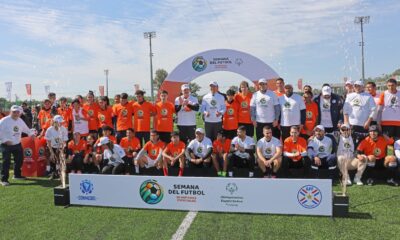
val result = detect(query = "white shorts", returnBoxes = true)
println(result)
[145,155,158,168]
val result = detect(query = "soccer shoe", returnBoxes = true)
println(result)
[217,171,222,177]
[249,172,254,178]
[13,176,27,180]
[1,181,10,187]
[387,178,399,187]
[353,177,364,186]
[346,178,352,186]
[366,178,374,186]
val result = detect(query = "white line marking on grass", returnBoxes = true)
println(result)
[171,211,198,240]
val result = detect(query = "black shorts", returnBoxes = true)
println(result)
[223,129,237,140]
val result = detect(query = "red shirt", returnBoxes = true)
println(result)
[235,92,253,124]
[357,136,394,159]
[164,141,186,157]
[223,100,239,130]
[68,139,86,154]
[213,139,231,154]
[119,137,141,157]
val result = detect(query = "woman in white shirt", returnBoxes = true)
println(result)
[97,137,126,175]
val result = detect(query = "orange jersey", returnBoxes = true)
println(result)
[143,140,165,160]
[113,102,134,131]
[164,141,186,157]
[302,101,319,135]
[98,106,114,129]
[235,92,253,124]
[213,139,231,154]
[223,100,239,130]
[119,136,141,157]
[155,101,175,132]
[357,136,394,159]
[67,139,86,154]
[284,136,307,161]
[274,90,284,97]
[132,101,156,132]
[83,102,100,131]
[38,109,52,131]
[57,107,71,129]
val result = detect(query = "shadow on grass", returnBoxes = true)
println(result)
[11,178,61,188]
[345,212,373,219]
[350,194,400,209]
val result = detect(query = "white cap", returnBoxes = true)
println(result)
[195,128,205,134]
[97,137,110,146]
[181,84,190,91]
[209,81,218,87]
[53,115,64,123]
[354,80,364,86]
[321,86,332,96]
[345,80,353,85]
[340,123,350,129]
[10,105,21,112]
[314,125,325,131]
[258,78,267,84]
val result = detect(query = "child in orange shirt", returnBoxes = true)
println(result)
[162,131,186,176]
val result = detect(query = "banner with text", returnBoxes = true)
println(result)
[69,174,332,216]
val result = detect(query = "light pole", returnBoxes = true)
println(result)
[144,31,156,102]
[354,16,370,82]
[104,69,109,97]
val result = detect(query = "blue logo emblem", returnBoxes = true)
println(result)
[80,180,94,195]
[297,185,322,209]
[140,180,164,204]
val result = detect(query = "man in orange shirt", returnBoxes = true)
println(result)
[135,130,165,173]
[301,91,318,140]
[112,94,121,130]
[83,91,100,139]
[211,131,231,177]
[119,128,141,175]
[274,78,285,97]
[113,93,134,144]
[97,96,114,136]
[282,126,310,177]
[235,81,254,137]
[223,89,239,140]
[38,99,53,138]
[132,90,156,145]
[162,131,185,176]
[155,90,175,143]
[357,125,398,186]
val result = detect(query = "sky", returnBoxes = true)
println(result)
[0,0,399,100]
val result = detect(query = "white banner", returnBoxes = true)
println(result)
[44,85,50,95]
[69,174,332,216]
[5,82,12,101]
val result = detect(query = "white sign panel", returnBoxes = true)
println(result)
[69,174,332,216]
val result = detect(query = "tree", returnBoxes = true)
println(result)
[154,69,168,91]
[189,82,201,97]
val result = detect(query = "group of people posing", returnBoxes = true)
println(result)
[1,77,399,187]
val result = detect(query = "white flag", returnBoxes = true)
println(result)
[5,82,12,101]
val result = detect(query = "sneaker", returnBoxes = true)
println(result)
[353,177,364,186]
[217,171,222,177]
[346,178,352,186]
[249,171,254,178]
[387,178,399,187]
[1,181,10,186]
[366,178,374,186]
[13,176,27,180]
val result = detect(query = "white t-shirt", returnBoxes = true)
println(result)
[231,136,255,158]
[250,90,278,123]
[72,108,89,135]
[279,93,306,126]
[103,144,126,166]
[320,96,333,128]
[45,126,69,148]
[380,90,400,124]
[200,92,226,123]
[308,136,333,159]
[344,92,376,126]
[175,95,199,126]
[337,135,354,159]
[394,139,400,160]
[0,116,33,145]
[256,137,282,159]
[187,137,213,158]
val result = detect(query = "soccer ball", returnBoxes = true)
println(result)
[140,180,164,204]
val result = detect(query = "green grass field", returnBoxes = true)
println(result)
[1,117,400,239]
[0,176,399,240]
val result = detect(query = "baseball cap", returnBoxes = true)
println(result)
[53,115,64,123]
[345,80,353,85]
[321,86,332,96]
[368,125,378,132]
[314,125,325,132]
[97,137,110,146]
[195,128,205,134]
[181,84,190,91]
[354,80,364,86]
[340,123,350,130]
[10,105,21,112]
[209,81,218,87]
[258,78,267,84]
